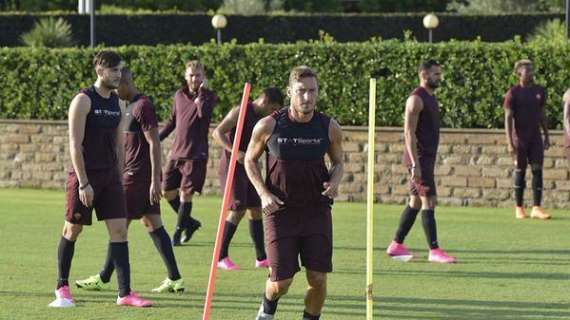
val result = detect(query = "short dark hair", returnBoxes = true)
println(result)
[418,59,440,73]
[120,67,133,83]
[263,87,285,107]
[93,50,122,68]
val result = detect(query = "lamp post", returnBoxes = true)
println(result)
[78,0,95,47]
[211,14,227,45]
[423,13,439,43]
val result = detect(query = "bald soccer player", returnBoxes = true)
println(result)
[212,87,284,270]
[75,68,185,294]
[49,51,152,308]
[159,60,219,246]
[246,66,344,320]
[504,59,551,220]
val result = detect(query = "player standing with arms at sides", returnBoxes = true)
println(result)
[386,60,457,264]
[504,59,551,220]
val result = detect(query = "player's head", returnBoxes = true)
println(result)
[184,60,205,92]
[259,87,285,113]
[117,67,134,101]
[93,50,123,90]
[418,59,442,90]
[514,59,534,84]
[288,65,319,115]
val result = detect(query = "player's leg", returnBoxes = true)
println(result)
[303,271,327,320]
[514,145,529,219]
[218,209,245,270]
[248,207,269,267]
[141,214,185,293]
[529,141,550,219]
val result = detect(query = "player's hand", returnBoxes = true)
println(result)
[149,181,162,205]
[411,166,421,183]
[508,144,516,156]
[322,181,339,199]
[199,78,208,90]
[237,151,246,164]
[544,137,550,150]
[79,184,94,208]
[260,191,284,215]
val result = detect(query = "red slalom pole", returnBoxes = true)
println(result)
[202,82,251,320]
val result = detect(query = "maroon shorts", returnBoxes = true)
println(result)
[123,177,160,220]
[406,156,437,197]
[515,139,544,170]
[264,206,333,281]
[219,162,261,211]
[65,170,127,225]
[162,158,207,194]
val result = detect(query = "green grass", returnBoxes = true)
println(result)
[0,188,569,320]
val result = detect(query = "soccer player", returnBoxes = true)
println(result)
[385,59,457,264]
[49,51,152,308]
[75,68,184,293]
[504,59,551,220]
[159,60,219,245]
[246,66,344,320]
[212,87,284,270]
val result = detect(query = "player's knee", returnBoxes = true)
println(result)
[180,190,193,202]
[513,169,526,189]
[409,196,421,209]
[162,189,178,201]
[307,272,327,290]
[108,224,128,241]
[248,208,262,220]
[227,210,245,224]
[63,222,83,240]
[531,167,543,189]
[271,279,293,296]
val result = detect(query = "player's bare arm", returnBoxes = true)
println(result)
[563,89,570,140]
[213,106,245,163]
[116,101,127,175]
[144,127,162,205]
[245,116,284,214]
[68,93,93,207]
[540,94,550,150]
[404,95,423,182]
[505,107,516,155]
[323,119,344,199]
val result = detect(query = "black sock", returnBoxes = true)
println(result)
[99,243,114,283]
[249,219,267,260]
[220,221,238,260]
[263,294,279,315]
[150,226,181,280]
[421,209,439,249]
[177,202,193,229]
[394,205,420,243]
[57,237,75,289]
[303,310,321,320]
[168,197,181,214]
[514,169,525,207]
[110,242,131,297]
[532,169,543,206]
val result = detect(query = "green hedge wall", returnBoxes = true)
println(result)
[0,13,564,47]
[1,41,569,128]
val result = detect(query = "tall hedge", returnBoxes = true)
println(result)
[0,13,564,47]
[1,41,570,128]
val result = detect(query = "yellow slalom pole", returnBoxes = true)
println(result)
[366,78,377,320]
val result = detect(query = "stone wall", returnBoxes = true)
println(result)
[1,120,569,208]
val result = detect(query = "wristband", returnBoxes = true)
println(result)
[79,182,90,190]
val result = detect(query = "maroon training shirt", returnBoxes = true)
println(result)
[504,84,546,144]
[123,94,159,183]
[159,86,218,160]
